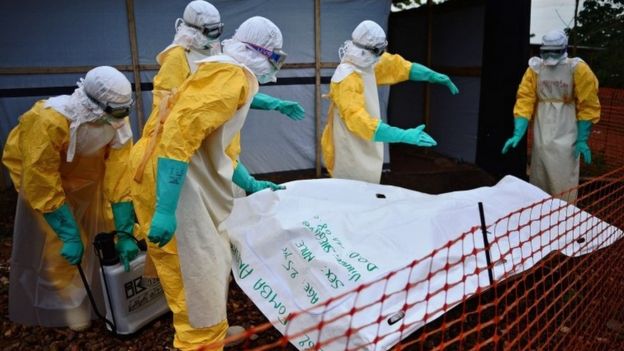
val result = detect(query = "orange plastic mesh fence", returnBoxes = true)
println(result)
[198,165,624,350]
[585,88,624,174]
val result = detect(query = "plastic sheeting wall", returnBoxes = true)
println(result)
[388,0,485,163]
[0,0,391,186]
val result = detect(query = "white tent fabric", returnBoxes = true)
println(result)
[223,176,624,350]
[0,0,391,186]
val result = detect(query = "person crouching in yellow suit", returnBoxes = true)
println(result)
[2,66,139,331]
[130,17,288,351]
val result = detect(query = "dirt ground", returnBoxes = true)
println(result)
[0,146,496,351]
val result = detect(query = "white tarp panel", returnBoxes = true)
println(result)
[224,176,624,350]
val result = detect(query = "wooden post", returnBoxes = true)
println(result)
[314,0,322,177]
[125,0,146,132]
[0,164,6,188]
[424,0,433,127]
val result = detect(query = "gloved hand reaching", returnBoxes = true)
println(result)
[43,203,83,265]
[276,100,305,120]
[233,162,285,194]
[429,73,459,95]
[501,117,529,154]
[409,63,459,95]
[148,158,188,248]
[251,93,305,120]
[112,201,139,272]
[373,121,437,147]
[575,120,593,164]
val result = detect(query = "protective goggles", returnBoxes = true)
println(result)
[187,21,224,40]
[86,93,134,119]
[242,42,288,70]
[353,40,388,57]
[540,47,566,59]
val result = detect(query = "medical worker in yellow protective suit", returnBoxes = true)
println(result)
[501,29,600,201]
[2,66,139,330]
[131,17,287,350]
[132,0,303,230]
[321,20,459,184]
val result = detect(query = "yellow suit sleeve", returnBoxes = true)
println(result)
[330,73,380,141]
[225,132,241,168]
[159,63,249,162]
[150,46,191,121]
[2,126,23,191]
[374,52,412,86]
[153,46,191,94]
[18,104,70,213]
[513,68,538,120]
[573,61,600,123]
[104,138,133,203]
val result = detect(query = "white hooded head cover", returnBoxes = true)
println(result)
[172,0,222,52]
[45,66,133,161]
[339,20,387,68]
[222,16,283,83]
[541,29,568,66]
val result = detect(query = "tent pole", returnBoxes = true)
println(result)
[572,0,579,56]
[0,63,338,76]
[424,0,433,127]
[125,0,146,132]
[314,0,322,178]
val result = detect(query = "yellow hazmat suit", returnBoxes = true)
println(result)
[2,101,132,327]
[513,57,600,199]
[321,52,412,182]
[131,56,257,350]
[132,45,191,186]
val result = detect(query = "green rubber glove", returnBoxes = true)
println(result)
[233,162,285,194]
[501,117,529,154]
[373,121,437,147]
[43,203,83,265]
[251,93,305,120]
[148,158,188,248]
[409,63,459,95]
[575,120,592,164]
[112,202,139,272]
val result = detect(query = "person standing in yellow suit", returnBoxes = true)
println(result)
[2,66,139,330]
[322,20,459,184]
[501,29,600,201]
[129,2,302,343]
[131,17,288,350]
[132,0,304,242]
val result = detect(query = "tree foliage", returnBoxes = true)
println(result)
[391,0,425,10]
[570,0,624,87]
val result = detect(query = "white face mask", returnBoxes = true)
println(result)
[338,40,381,69]
[258,73,277,84]
[541,51,567,66]
[92,114,126,128]
[75,122,116,156]
[174,19,219,52]
[257,66,278,84]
